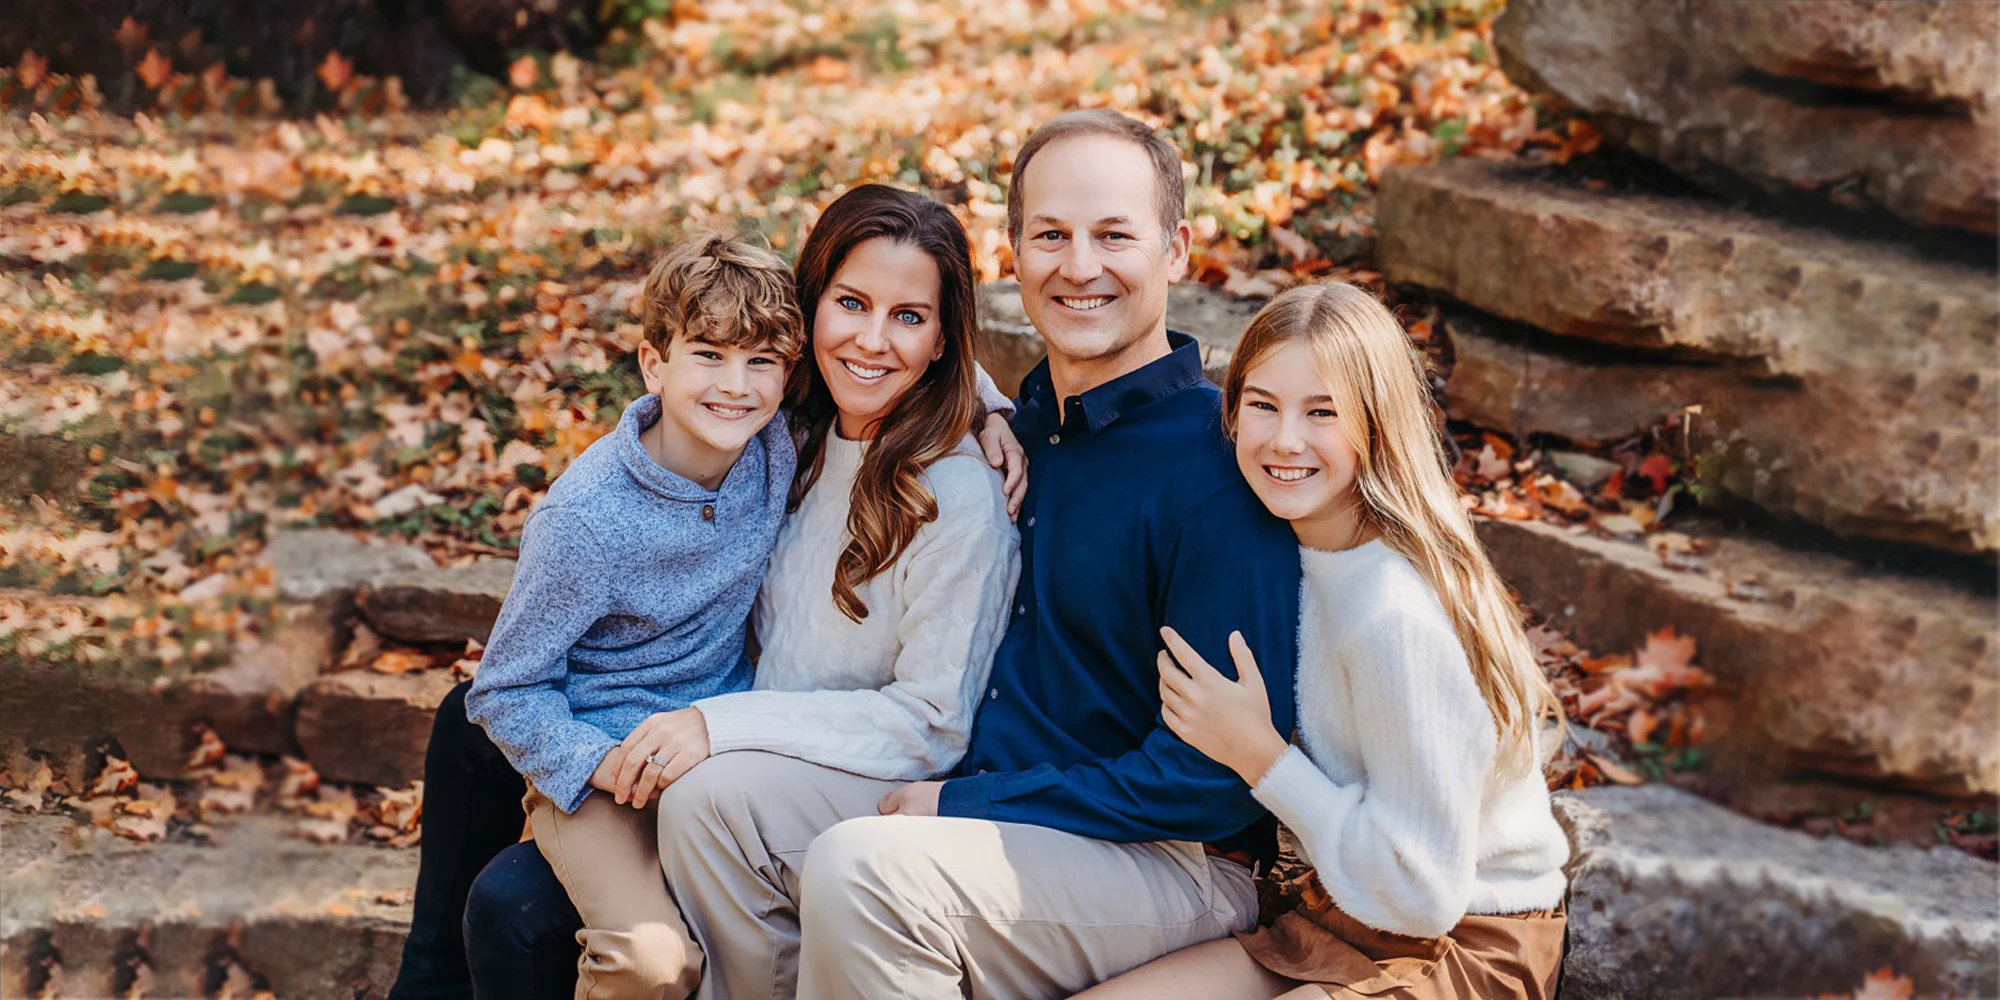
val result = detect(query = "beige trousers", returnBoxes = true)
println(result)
[525,787,703,1000]
[654,751,1257,1000]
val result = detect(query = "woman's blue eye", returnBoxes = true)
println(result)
[836,295,863,311]
[1310,408,1337,418]
[1247,400,1277,412]
[895,310,923,326]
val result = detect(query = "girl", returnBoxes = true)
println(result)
[1077,282,1570,1000]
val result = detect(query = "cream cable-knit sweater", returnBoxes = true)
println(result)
[694,432,1020,780]
[1252,540,1570,938]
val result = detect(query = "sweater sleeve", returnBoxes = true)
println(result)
[695,463,1020,779]
[463,507,621,814]
[974,363,1016,418]
[1250,607,1496,938]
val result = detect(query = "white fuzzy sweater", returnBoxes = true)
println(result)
[1252,540,1570,938]
[693,433,1020,780]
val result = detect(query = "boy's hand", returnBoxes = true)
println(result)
[614,707,711,808]
[978,412,1028,520]
[877,780,942,817]
[589,744,629,794]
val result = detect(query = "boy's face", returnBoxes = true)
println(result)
[637,331,790,462]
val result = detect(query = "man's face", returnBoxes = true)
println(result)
[1013,134,1190,381]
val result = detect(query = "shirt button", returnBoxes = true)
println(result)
[1047,433,1060,445]
[1015,604,1025,616]
[1026,516,1035,528]
[701,505,715,521]
[989,688,999,700]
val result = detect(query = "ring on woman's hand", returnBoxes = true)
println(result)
[646,753,669,769]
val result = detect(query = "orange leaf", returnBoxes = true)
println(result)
[114,18,151,56]
[137,48,175,90]
[18,50,49,89]
[318,50,354,92]
[1626,707,1660,745]
[1638,454,1675,493]
[507,54,540,90]
[1852,968,1915,1000]
[1587,753,1644,786]
[807,55,849,84]
[370,649,433,675]
[1634,628,1697,673]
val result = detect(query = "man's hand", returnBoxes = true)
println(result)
[877,780,943,817]
[589,743,629,794]
[613,707,711,808]
[977,412,1028,520]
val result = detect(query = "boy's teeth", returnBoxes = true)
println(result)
[842,360,890,380]
[1057,296,1112,310]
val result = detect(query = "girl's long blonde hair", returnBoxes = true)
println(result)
[1223,282,1560,776]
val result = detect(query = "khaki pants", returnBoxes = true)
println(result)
[526,787,703,1000]
[654,751,1257,1000]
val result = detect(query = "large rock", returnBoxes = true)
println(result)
[1553,784,1999,999]
[1476,515,1996,796]
[0,811,414,998]
[1493,0,1998,233]
[293,669,459,788]
[976,282,1266,395]
[1445,312,1997,554]
[1376,160,1998,378]
[360,560,516,645]
[1711,2,1998,118]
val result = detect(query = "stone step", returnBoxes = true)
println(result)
[1492,0,1997,233]
[0,530,462,789]
[1376,159,1997,378]
[1474,513,1995,796]
[1553,783,1999,999]
[0,811,415,998]
[1442,309,1996,555]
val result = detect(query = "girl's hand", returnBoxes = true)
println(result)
[1158,627,1290,785]
[977,412,1028,520]
[613,707,711,808]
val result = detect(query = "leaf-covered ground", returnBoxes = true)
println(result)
[2,0,1607,672]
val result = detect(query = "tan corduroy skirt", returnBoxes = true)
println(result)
[1234,876,1565,1000]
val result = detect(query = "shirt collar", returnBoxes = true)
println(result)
[616,394,726,501]
[1020,330,1206,434]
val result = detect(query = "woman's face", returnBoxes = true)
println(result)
[814,237,944,440]
[1234,339,1365,549]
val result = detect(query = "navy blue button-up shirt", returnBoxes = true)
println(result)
[939,331,1302,859]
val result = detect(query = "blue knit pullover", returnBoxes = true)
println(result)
[465,394,789,812]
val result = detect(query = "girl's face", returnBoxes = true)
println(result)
[813,237,944,441]
[1234,339,1366,550]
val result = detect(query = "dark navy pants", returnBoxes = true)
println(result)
[386,681,583,1000]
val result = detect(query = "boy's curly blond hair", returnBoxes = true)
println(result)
[640,233,804,361]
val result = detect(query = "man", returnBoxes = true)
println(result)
[652,108,1302,1000]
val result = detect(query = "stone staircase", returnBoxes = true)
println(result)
[7,4,1998,994]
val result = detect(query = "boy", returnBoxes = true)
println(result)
[464,233,805,999]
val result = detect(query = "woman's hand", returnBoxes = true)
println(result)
[977,412,1028,520]
[613,707,711,808]
[877,780,943,817]
[1158,627,1290,786]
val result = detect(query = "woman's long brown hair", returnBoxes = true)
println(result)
[788,185,982,622]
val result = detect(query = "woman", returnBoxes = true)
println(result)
[1076,282,1569,999]
[388,185,1023,1000]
